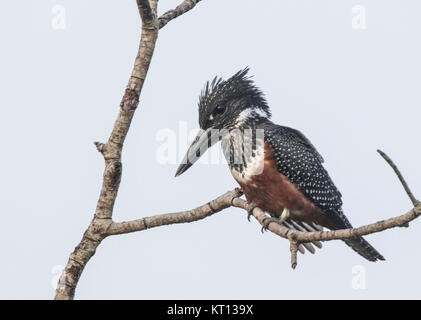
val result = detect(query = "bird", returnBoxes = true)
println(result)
[175,67,384,262]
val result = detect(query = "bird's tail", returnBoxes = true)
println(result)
[342,236,385,262]
[329,213,385,262]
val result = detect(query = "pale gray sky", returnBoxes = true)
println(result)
[1,0,420,299]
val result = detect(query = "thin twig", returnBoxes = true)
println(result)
[233,198,421,241]
[377,149,419,206]
[158,0,202,29]
[290,241,299,270]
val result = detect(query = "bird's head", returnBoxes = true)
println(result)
[175,68,270,177]
[198,67,270,131]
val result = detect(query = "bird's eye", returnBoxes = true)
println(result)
[213,105,226,115]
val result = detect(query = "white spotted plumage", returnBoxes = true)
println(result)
[192,67,385,261]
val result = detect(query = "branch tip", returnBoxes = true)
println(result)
[377,149,419,206]
[290,241,299,270]
[158,0,202,29]
[94,141,105,153]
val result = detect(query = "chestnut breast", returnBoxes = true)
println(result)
[228,141,327,225]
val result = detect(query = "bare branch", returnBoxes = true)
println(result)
[226,150,420,269]
[109,179,420,269]
[55,0,160,300]
[232,173,421,269]
[233,198,421,241]
[377,149,419,206]
[55,0,206,300]
[136,0,154,22]
[106,148,421,268]
[290,241,299,270]
[108,189,242,235]
[158,0,202,29]
[57,143,420,297]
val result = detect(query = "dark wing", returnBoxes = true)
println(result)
[262,124,385,261]
[283,126,325,163]
[263,123,351,229]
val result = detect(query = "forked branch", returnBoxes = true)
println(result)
[55,0,203,300]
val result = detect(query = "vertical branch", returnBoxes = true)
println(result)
[54,1,159,300]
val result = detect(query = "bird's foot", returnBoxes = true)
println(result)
[247,202,259,222]
[261,208,290,233]
[261,217,280,233]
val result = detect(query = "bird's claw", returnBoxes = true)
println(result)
[247,211,252,222]
[279,208,290,224]
[261,217,281,233]
[247,203,259,222]
[261,208,290,233]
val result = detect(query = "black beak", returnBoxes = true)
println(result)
[175,128,222,177]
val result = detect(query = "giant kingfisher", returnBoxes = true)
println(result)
[175,68,384,262]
